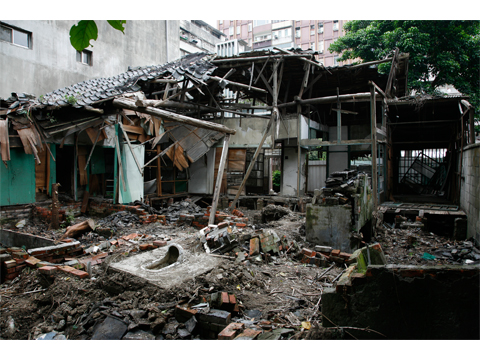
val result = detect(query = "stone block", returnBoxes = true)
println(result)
[197,309,231,325]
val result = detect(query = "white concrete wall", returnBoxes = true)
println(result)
[188,148,216,194]
[460,143,480,242]
[1,20,180,98]
[281,146,307,196]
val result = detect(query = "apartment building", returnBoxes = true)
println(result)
[216,20,352,67]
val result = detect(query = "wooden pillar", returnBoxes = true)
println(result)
[51,183,60,229]
[370,84,378,209]
[210,134,230,225]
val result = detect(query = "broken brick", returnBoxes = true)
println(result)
[218,322,245,340]
[25,256,41,268]
[3,259,17,269]
[331,249,341,257]
[38,266,57,275]
[249,237,260,256]
[234,328,262,340]
[153,240,167,247]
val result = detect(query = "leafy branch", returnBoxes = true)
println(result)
[70,20,126,51]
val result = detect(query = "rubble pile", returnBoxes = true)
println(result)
[380,225,480,266]
[312,170,370,207]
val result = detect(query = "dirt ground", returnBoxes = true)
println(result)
[0,203,477,341]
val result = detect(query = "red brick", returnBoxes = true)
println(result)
[331,249,341,256]
[234,328,262,340]
[25,257,41,268]
[235,223,246,228]
[3,259,17,269]
[71,269,89,279]
[39,266,57,275]
[139,244,149,251]
[217,222,228,229]
[221,292,230,305]
[4,272,20,281]
[228,294,236,305]
[153,240,167,247]
[301,248,315,257]
[339,252,352,259]
[249,237,260,256]
[218,323,245,340]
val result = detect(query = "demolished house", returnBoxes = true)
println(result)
[0,48,479,341]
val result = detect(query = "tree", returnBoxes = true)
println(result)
[70,20,126,51]
[329,20,480,117]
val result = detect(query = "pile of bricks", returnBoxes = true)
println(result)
[178,207,248,229]
[1,246,29,282]
[0,240,89,283]
[300,246,352,267]
[247,229,297,258]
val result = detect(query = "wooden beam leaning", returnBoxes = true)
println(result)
[119,122,143,174]
[209,76,268,94]
[209,134,230,225]
[229,109,278,212]
[112,98,236,135]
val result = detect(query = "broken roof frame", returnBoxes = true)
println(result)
[1,48,476,212]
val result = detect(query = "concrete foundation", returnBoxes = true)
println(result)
[110,243,221,289]
[322,264,480,339]
[305,203,353,252]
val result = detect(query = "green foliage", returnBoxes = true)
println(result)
[329,20,480,118]
[60,211,75,228]
[272,170,281,187]
[64,94,77,105]
[70,20,126,51]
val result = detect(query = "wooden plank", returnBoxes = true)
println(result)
[210,134,230,225]
[113,98,236,135]
[122,124,145,135]
[85,127,106,143]
[0,118,10,161]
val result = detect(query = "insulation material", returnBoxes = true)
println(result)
[119,144,144,204]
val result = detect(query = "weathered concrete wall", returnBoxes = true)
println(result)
[460,143,480,243]
[322,264,480,339]
[188,148,216,194]
[0,229,55,249]
[0,20,180,98]
[305,203,352,251]
[219,118,273,148]
[281,146,307,196]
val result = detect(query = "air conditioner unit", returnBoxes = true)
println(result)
[274,35,278,39]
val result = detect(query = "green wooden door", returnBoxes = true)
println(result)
[0,148,36,206]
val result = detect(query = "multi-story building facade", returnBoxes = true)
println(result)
[216,20,353,67]
[0,20,226,99]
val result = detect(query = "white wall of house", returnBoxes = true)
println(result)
[0,20,180,99]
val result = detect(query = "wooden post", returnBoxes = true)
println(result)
[51,183,60,229]
[209,134,230,225]
[119,122,143,174]
[229,60,279,211]
[229,109,278,212]
[370,84,378,210]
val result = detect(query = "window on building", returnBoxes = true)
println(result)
[310,25,315,35]
[295,27,300,38]
[229,27,233,36]
[318,40,324,53]
[0,22,32,48]
[273,31,279,39]
[253,20,271,27]
[333,20,339,31]
[219,20,223,25]
[318,22,324,34]
[310,42,315,51]
[248,23,252,32]
[236,25,240,35]
[76,49,92,66]
[334,55,339,66]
